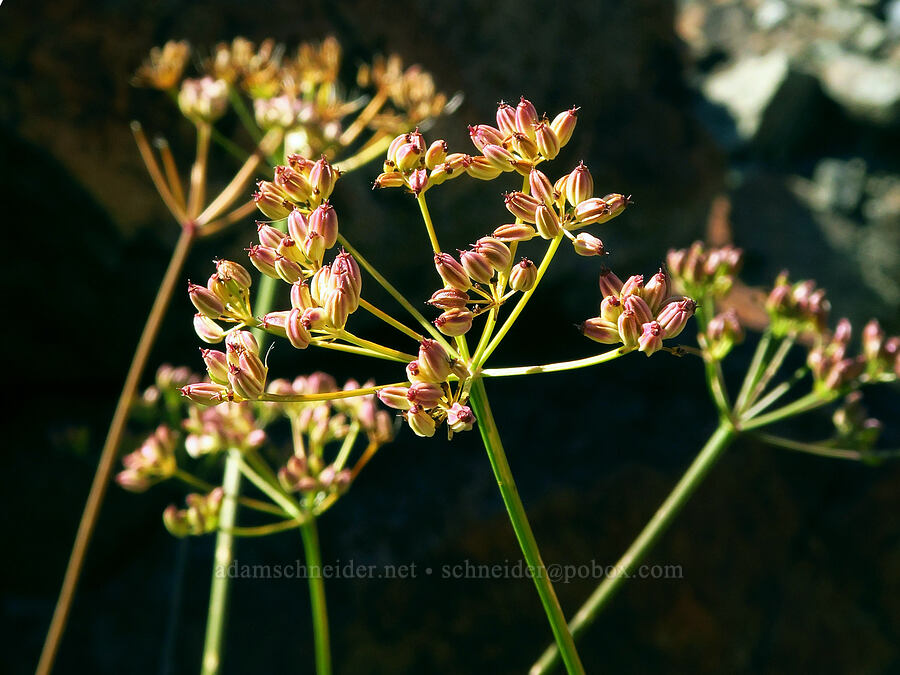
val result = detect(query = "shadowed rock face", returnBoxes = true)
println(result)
[2,1,899,674]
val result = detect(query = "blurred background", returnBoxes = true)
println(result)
[2,0,899,672]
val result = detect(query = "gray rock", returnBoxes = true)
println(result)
[820,51,900,124]
[701,51,817,149]
[811,157,868,213]
[755,0,790,30]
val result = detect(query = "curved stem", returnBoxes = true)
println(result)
[416,193,442,254]
[201,448,242,675]
[468,378,585,675]
[482,346,634,377]
[300,518,332,675]
[530,423,737,675]
[36,224,196,675]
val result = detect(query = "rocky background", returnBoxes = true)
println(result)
[2,0,899,673]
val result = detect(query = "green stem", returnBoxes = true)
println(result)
[734,330,773,413]
[200,265,282,674]
[475,235,563,369]
[739,391,835,431]
[335,329,417,362]
[696,296,731,417]
[229,87,263,144]
[743,334,795,411]
[482,347,634,377]
[36,224,196,675]
[333,422,360,471]
[201,448,242,675]
[416,193,442,254]
[174,469,286,516]
[468,379,585,675]
[359,298,423,342]
[740,366,808,421]
[236,456,305,521]
[337,234,457,356]
[300,518,332,675]
[530,422,737,675]
[751,432,879,461]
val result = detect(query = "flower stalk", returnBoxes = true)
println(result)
[530,422,737,675]
[469,378,585,675]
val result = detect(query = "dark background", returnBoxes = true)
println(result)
[2,0,899,673]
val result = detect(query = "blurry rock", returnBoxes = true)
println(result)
[755,0,790,31]
[852,19,888,53]
[820,51,900,124]
[701,52,817,151]
[888,0,900,37]
[810,157,868,213]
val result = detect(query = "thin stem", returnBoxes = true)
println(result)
[188,122,212,220]
[198,200,257,239]
[260,381,410,403]
[349,441,380,481]
[227,518,303,537]
[333,422,360,471]
[201,448,242,675]
[237,457,305,521]
[131,122,188,223]
[529,423,737,675]
[300,519,332,675]
[210,126,251,164]
[740,366,808,421]
[359,298,423,342]
[739,391,835,431]
[743,334,796,412]
[416,193,442,254]
[482,346,634,377]
[337,234,456,355]
[333,132,392,174]
[751,432,892,461]
[154,137,186,209]
[310,339,409,362]
[338,90,388,146]
[36,224,196,675]
[468,379,585,675]
[335,330,416,362]
[229,87,263,144]
[198,249,282,675]
[476,236,563,368]
[174,469,286,516]
[734,330,773,413]
[696,297,732,417]
[197,129,282,227]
